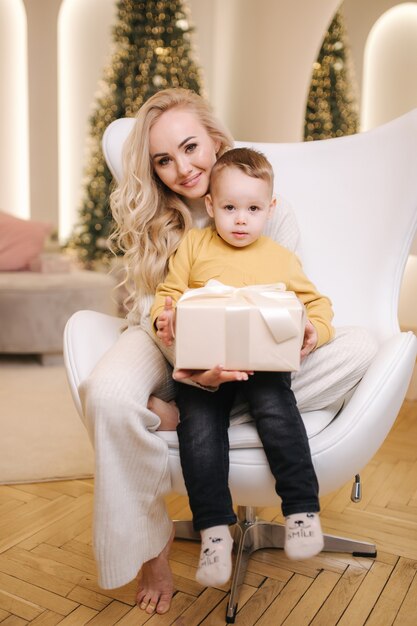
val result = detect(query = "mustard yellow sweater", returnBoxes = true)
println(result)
[152,227,334,348]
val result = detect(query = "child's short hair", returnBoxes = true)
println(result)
[210,147,274,194]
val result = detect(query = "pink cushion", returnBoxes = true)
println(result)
[0,211,52,271]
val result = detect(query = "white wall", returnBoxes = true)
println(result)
[191,0,341,142]
[0,0,29,219]
[58,0,116,241]
[343,0,417,129]
[361,3,417,130]
[343,0,405,107]
[23,0,61,225]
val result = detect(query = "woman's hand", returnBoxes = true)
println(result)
[173,364,253,388]
[300,318,318,360]
[156,297,176,346]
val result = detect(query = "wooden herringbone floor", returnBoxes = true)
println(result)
[0,401,416,625]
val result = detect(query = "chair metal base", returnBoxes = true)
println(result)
[174,505,376,624]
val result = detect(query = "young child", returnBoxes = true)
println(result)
[150,147,334,587]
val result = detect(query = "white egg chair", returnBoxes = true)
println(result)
[64,108,417,622]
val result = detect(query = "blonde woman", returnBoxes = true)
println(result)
[80,88,377,615]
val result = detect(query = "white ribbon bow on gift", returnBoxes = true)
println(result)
[179,279,303,344]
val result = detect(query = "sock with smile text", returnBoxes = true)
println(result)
[284,512,324,560]
[195,525,233,587]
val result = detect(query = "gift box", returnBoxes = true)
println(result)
[175,281,305,371]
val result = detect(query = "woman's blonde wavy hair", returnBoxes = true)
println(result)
[110,88,233,320]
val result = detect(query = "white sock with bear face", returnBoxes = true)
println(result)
[196,525,233,587]
[284,512,324,560]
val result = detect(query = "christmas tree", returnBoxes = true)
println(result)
[304,11,359,141]
[68,0,203,266]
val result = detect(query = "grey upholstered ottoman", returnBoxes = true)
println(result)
[0,270,118,363]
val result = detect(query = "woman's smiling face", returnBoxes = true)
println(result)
[149,107,220,199]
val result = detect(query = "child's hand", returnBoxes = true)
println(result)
[301,319,318,360]
[173,365,254,387]
[156,297,176,346]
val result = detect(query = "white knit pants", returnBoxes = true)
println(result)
[80,324,377,589]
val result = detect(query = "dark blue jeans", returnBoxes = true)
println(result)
[176,371,319,531]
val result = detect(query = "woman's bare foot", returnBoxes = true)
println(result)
[136,526,175,614]
[148,396,179,431]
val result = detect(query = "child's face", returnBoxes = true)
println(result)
[205,167,275,248]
